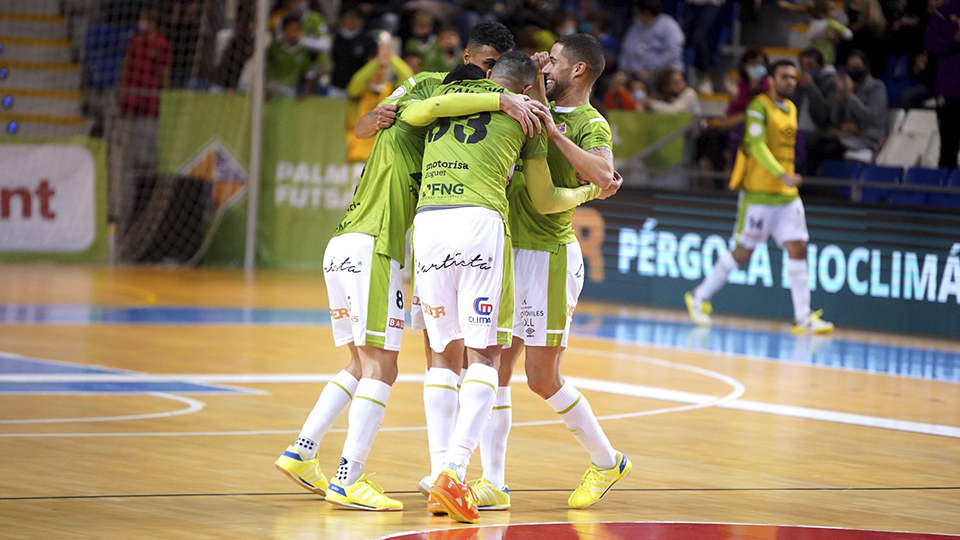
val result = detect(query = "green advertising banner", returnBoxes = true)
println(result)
[606,111,692,169]
[257,97,357,270]
[0,136,108,263]
[157,92,354,269]
[573,191,960,337]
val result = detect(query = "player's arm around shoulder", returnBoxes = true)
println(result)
[534,106,616,189]
[524,157,602,214]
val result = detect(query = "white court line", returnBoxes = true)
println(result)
[0,393,204,424]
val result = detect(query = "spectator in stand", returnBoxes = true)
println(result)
[113,7,171,230]
[404,51,423,74]
[212,2,255,94]
[837,0,888,76]
[807,0,853,66]
[697,47,768,173]
[358,0,404,34]
[682,0,724,93]
[830,50,889,162]
[586,9,620,74]
[925,0,960,168]
[330,4,377,98]
[619,0,685,83]
[269,1,333,87]
[266,15,316,98]
[795,48,837,174]
[165,0,201,88]
[899,0,944,109]
[346,30,414,167]
[604,71,639,110]
[647,68,703,115]
[404,11,437,58]
[422,24,464,73]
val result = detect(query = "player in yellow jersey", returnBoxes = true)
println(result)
[685,59,835,334]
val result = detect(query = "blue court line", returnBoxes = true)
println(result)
[1,304,959,383]
[0,354,256,395]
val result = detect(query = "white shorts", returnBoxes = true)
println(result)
[409,243,426,331]
[733,193,809,250]
[324,233,405,351]
[512,243,584,348]
[412,207,513,353]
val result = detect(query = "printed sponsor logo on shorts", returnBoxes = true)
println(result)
[412,295,421,306]
[389,318,404,329]
[331,308,351,320]
[422,303,446,319]
[416,252,493,274]
[325,257,362,274]
[566,304,576,318]
[469,296,493,326]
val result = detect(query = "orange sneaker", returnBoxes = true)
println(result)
[429,469,479,524]
[426,492,447,515]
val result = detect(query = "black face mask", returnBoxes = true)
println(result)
[848,67,868,84]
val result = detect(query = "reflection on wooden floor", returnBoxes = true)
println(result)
[1,265,959,540]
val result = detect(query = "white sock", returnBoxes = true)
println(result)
[445,363,499,481]
[423,368,460,479]
[545,382,617,469]
[295,370,358,460]
[788,258,811,323]
[694,250,738,301]
[479,386,512,489]
[338,378,391,485]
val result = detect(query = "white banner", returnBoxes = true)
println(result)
[0,144,96,252]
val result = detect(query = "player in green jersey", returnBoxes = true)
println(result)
[472,34,632,511]
[274,63,546,512]
[406,51,602,524]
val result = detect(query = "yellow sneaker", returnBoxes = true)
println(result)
[792,309,835,335]
[684,292,712,326]
[468,477,510,510]
[275,446,327,496]
[326,474,403,511]
[568,452,632,509]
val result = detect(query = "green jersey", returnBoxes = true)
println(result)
[507,103,612,251]
[417,79,548,220]
[378,71,445,108]
[335,83,437,265]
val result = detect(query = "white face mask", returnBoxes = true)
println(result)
[339,27,361,39]
[633,88,646,102]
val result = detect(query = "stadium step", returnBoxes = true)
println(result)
[0,13,68,40]
[0,36,73,62]
[0,110,89,137]
[0,0,60,16]
[0,88,82,116]
[0,59,80,91]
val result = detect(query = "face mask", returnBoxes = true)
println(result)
[633,88,646,102]
[847,67,868,83]
[559,26,576,36]
[746,64,767,80]
[339,27,361,39]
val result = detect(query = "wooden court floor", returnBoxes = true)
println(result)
[1,265,959,539]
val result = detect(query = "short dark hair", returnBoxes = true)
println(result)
[281,13,301,30]
[634,0,662,16]
[442,63,487,84]
[799,47,824,67]
[467,21,514,54]
[490,50,537,92]
[770,59,796,76]
[555,33,605,84]
[846,49,871,71]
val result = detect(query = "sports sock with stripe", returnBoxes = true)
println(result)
[787,257,811,323]
[295,369,358,460]
[694,250,738,301]
[479,386,512,489]
[445,363,499,482]
[423,367,460,479]
[546,382,617,470]
[338,378,391,485]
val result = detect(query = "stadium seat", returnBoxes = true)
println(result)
[888,167,946,206]
[859,165,903,203]
[83,24,136,89]
[817,160,862,198]
[876,109,939,167]
[927,168,960,208]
